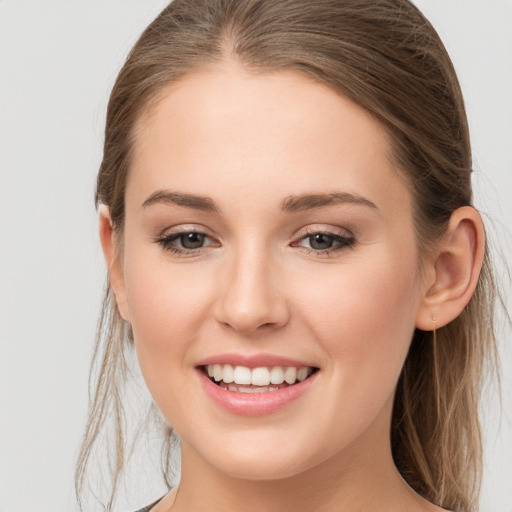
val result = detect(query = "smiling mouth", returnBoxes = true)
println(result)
[202,364,319,393]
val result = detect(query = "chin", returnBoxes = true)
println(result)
[214,456,309,481]
[196,436,326,482]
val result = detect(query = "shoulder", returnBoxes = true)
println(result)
[132,496,164,512]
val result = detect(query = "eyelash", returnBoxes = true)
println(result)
[292,228,356,256]
[154,230,216,256]
[154,228,356,257]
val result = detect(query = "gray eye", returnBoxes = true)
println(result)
[180,232,206,249]
[308,233,334,250]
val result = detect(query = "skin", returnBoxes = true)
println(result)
[100,61,485,512]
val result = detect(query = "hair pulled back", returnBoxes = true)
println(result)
[77,2,498,510]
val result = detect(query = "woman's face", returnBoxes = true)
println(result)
[114,63,429,479]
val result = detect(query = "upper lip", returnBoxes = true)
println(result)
[196,353,319,369]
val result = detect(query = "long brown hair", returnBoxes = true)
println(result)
[76,1,499,510]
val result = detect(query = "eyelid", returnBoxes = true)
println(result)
[157,223,214,237]
[296,225,354,239]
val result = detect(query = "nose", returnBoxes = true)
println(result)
[214,247,290,335]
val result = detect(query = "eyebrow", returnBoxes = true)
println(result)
[280,192,378,212]
[141,190,378,213]
[142,190,220,212]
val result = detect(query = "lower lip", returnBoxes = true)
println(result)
[197,368,318,416]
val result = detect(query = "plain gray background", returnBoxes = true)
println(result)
[0,1,511,511]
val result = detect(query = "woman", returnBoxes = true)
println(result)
[75,1,500,511]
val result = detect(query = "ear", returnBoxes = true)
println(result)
[98,206,131,322]
[415,206,485,330]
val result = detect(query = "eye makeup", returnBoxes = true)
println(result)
[153,225,356,258]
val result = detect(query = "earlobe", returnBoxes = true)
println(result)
[98,206,131,322]
[415,206,485,330]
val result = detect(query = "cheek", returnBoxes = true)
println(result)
[282,248,421,453]
[123,260,218,426]
[121,244,215,383]
[293,248,420,379]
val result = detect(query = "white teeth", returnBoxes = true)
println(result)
[213,364,223,382]
[238,385,275,393]
[205,364,315,388]
[233,365,252,385]
[222,382,282,393]
[270,366,285,385]
[251,367,270,386]
[222,364,234,383]
[297,367,309,382]
[284,367,297,385]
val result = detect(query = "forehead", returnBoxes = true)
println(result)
[128,63,411,218]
